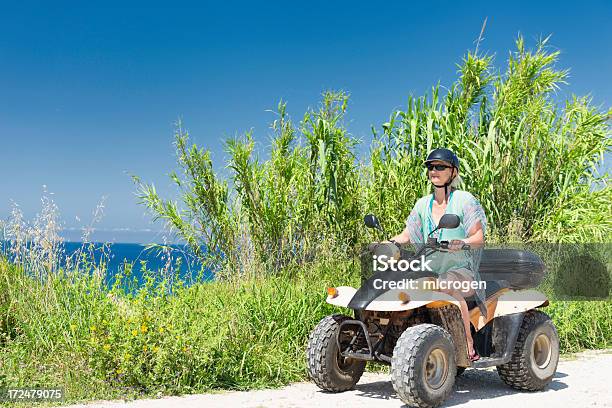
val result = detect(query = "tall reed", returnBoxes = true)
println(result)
[134,36,611,278]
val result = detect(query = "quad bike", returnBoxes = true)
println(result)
[306,214,559,408]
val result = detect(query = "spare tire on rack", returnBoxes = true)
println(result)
[478,249,546,289]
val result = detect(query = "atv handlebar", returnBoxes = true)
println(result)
[415,239,471,258]
[439,240,471,251]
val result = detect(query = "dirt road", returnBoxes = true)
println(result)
[67,350,611,408]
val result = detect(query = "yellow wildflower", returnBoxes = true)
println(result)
[90,325,97,332]
[103,344,111,351]
[132,329,138,337]
[153,346,159,353]
[158,327,164,334]
[140,324,148,333]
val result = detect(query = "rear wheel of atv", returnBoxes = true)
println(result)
[391,324,456,408]
[306,314,366,392]
[497,310,559,391]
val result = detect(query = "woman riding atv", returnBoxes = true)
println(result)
[308,156,558,406]
[389,148,487,362]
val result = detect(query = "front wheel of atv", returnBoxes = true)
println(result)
[497,310,560,391]
[391,324,456,408]
[306,314,366,392]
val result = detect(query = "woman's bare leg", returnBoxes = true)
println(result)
[454,292,476,356]
[438,272,477,357]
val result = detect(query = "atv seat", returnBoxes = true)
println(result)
[465,280,507,311]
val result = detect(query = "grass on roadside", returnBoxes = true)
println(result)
[1,258,610,404]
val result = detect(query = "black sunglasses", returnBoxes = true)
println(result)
[426,164,452,171]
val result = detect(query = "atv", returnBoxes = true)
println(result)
[306,214,559,408]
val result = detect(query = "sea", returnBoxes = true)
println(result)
[2,240,208,289]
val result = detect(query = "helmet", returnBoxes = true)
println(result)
[423,148,459,170]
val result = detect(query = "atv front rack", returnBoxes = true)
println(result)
[336,319,392,363]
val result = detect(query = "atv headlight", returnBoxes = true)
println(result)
[327,287,339,298]
[398,291,410,303]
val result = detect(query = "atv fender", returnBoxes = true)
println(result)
[364,289,462,311]
[326,286,358,308]
[493,289,549,318]
[327,287,461,312]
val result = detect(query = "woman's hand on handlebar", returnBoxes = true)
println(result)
[448,239,470,252]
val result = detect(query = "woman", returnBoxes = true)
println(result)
[389,148,487,361]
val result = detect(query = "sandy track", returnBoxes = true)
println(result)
[66,350,612,408]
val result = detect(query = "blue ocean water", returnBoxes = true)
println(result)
[67,242,209,286]
[2,241,208,288]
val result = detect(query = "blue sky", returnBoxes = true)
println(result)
[1,1,610,240]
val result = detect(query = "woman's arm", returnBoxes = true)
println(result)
[463,221,484,244]
[389,206,423,245]
[390,227,411,245]
[450,194,487,249]
[449,221,484,250]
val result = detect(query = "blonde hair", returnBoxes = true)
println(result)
[450,173,463,188]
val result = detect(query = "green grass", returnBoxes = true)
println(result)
[0,258,358,402]
[1,258,610,405]
[546,300,612,352]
